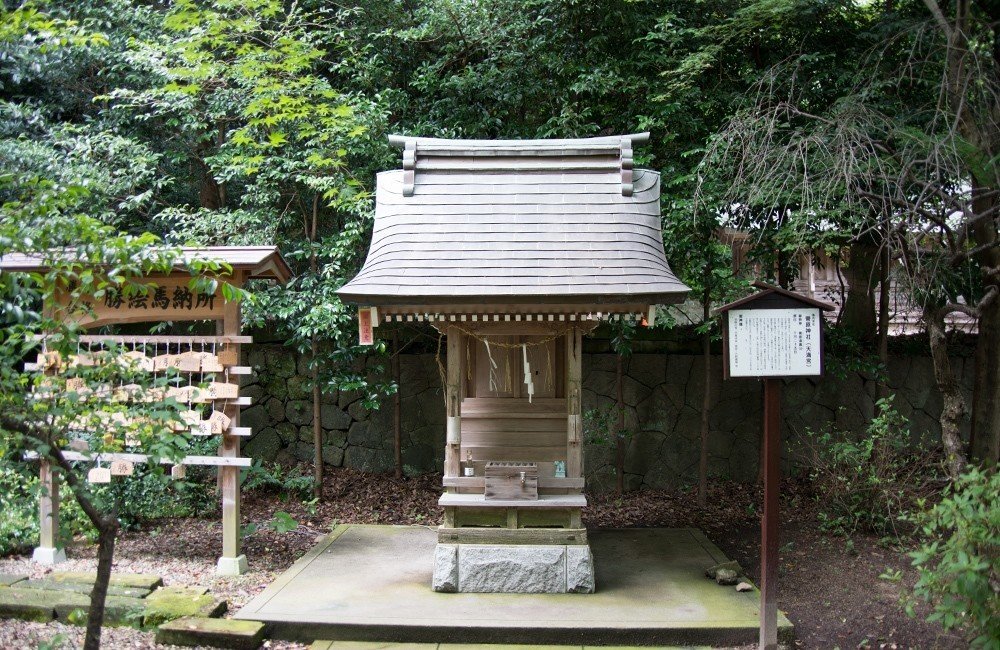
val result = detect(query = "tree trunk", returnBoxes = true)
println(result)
[85,517,119,650]
[198,163,223,209]
[310,193,323,499]
[840,238,879,342]
[776,248,792,289]
[393,329,402,480]
[970,188,1000,465]
[931,0,1000,466]
[50,449,119,650]
[698,294,711,506]
[312,335,323,499]
[925,306,969,479]
[971,298,1000,464]
[876,214,891,400]
[615,352,625,495]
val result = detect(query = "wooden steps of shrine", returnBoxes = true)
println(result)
[438,493,586,508]
[442,476,584,489]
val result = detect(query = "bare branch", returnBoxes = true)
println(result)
[922,0,955,40]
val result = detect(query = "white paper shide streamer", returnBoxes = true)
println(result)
[522,343,534,403]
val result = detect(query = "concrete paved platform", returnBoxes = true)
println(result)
[236,525,793,646]
[311,643,710,649]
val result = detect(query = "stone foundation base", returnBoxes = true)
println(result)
[432,543,595,593]
[32,546,66,565]
[216,554,248,576]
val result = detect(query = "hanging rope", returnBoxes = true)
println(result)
[434,330,447,397]
[446,322,574,349]
[432,323,578,403]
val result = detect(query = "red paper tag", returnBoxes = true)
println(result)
[358,308,373,346]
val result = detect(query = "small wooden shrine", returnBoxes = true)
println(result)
[339,134,689,593]
[0,246,291,575]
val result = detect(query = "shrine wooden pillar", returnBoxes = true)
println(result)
[444,326,463,480]
[565,326,583,528]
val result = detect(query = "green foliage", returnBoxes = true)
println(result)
[103,465,216,531]
[101,0,395,410]
[822,324,886,380]
[270,511,298,534]
[0,463,92,556]
[240,460,314,500]
[582,405,632,448]
[802,397,939,538]
[907,468,1000,648]
[36,632,69,650]
[241,511,298,539]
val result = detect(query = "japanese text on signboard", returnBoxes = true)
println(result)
[99,286,216,312]
[728,308,821,377]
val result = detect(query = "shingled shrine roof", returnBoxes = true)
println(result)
[337,133,689,307]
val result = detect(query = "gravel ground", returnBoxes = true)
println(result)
[0,620,306,649]
[0,467,968,649]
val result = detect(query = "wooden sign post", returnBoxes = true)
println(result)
[718,282,833,650]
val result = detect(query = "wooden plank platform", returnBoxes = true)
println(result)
[438,494,586,508]
[443,476,585,489]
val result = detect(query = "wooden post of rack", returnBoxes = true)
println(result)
[217,270,247,576]
[32,460,65,565]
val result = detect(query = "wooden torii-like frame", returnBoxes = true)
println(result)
[1,246,291,575]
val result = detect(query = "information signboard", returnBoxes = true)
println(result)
[56,276,225,328]
[716,282,833,650]
[727,307,822,377]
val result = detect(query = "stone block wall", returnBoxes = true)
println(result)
[579,353,972,491]
[238,344,972,491]
[240,345,446,474]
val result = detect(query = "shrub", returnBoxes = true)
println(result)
[907,467,999,648]
[0,463,93,555]
[802,396,940,537]
[103,465,216,530]
[0,446,217,554]
[240,460,313,500]
[583,405,632,447]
